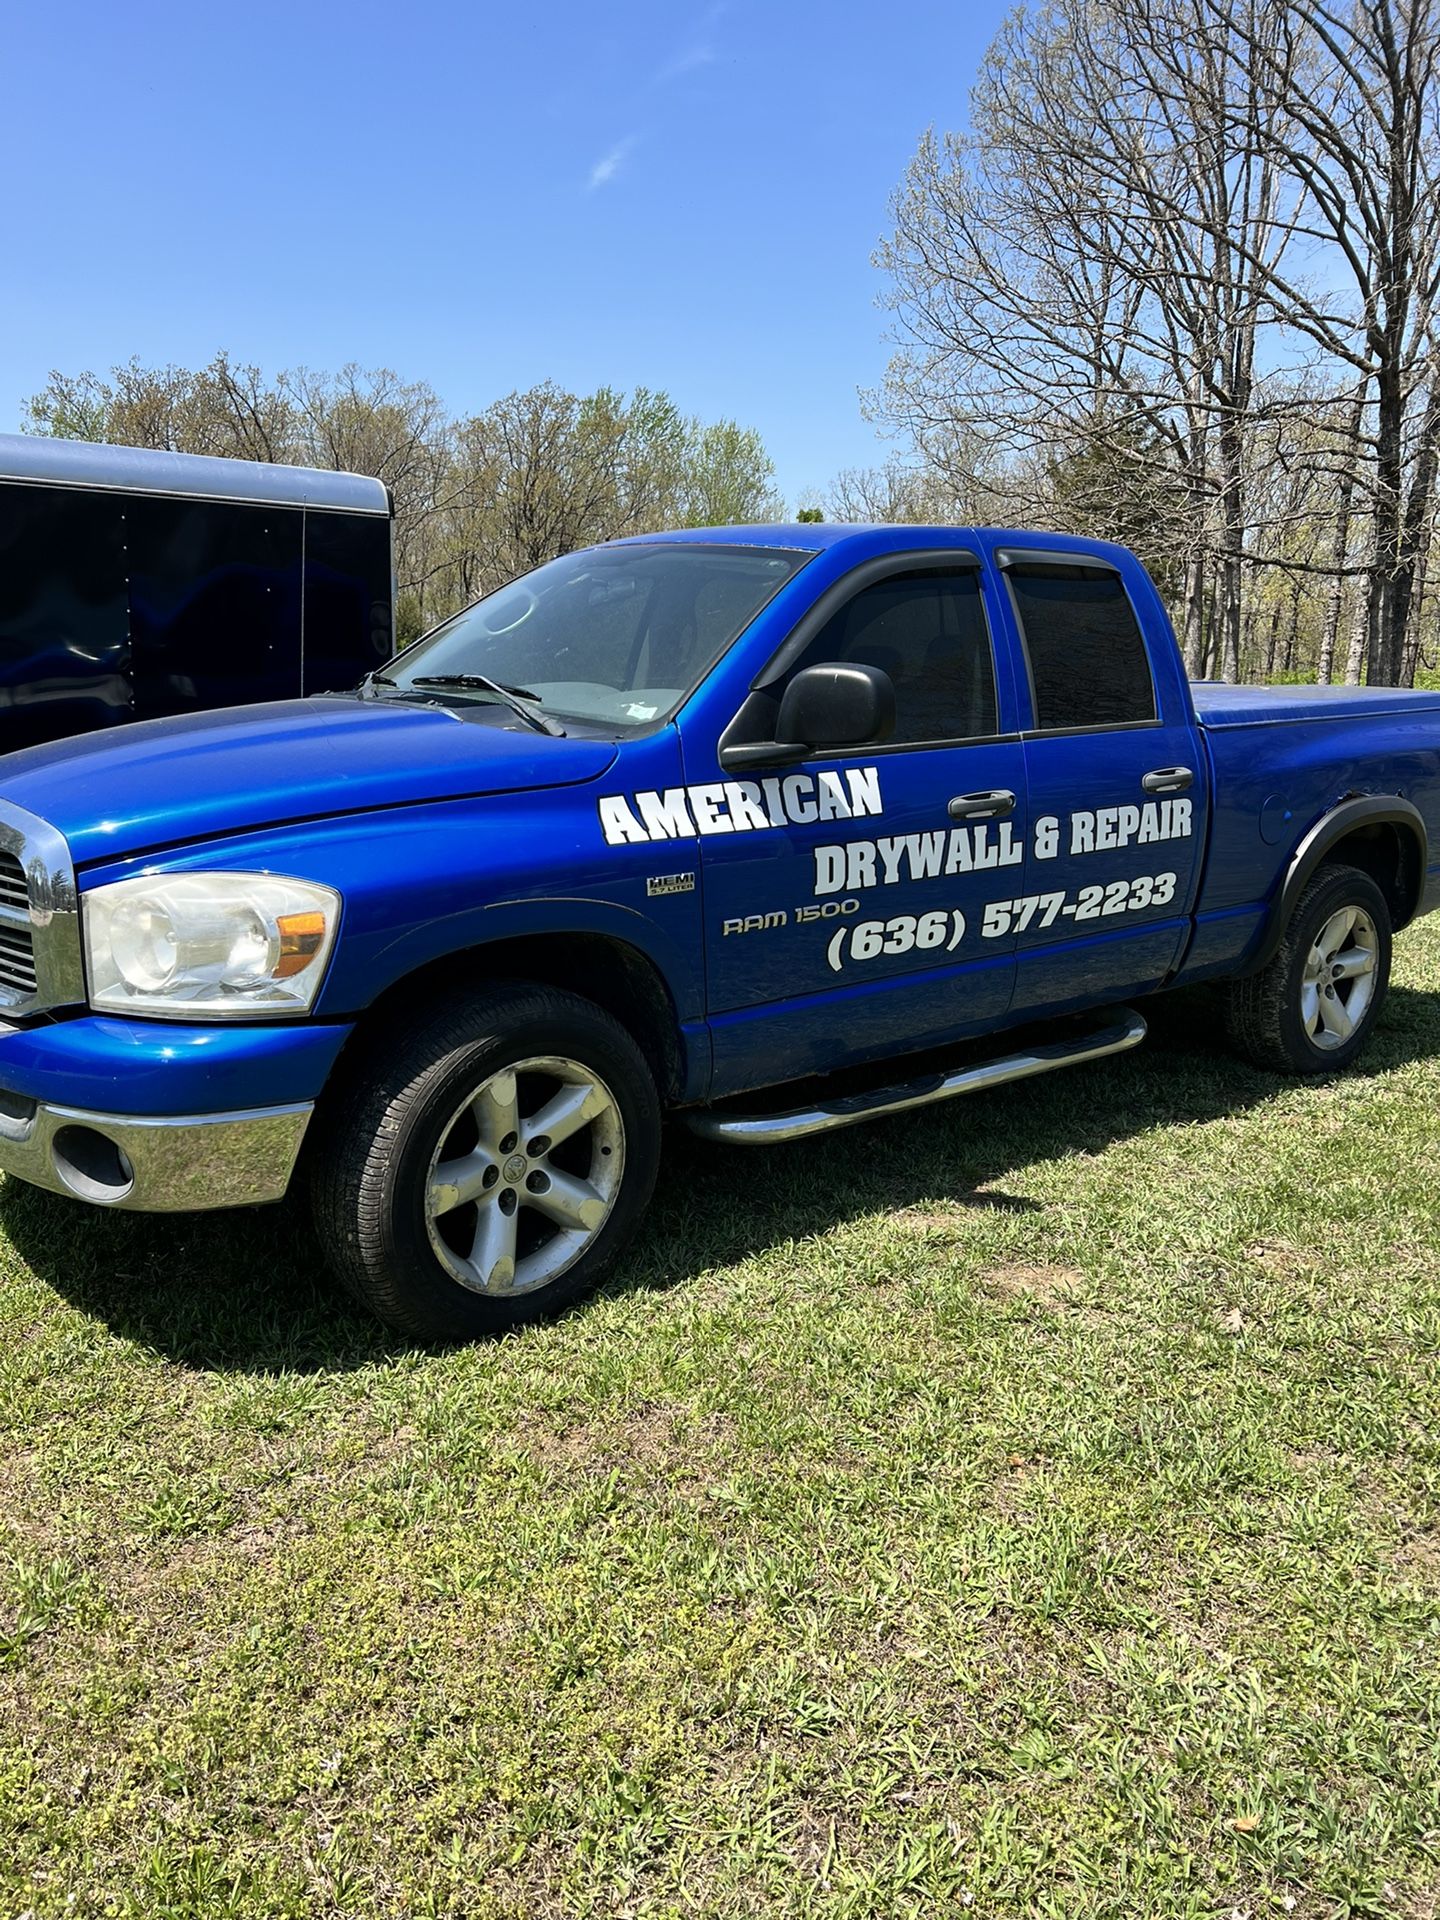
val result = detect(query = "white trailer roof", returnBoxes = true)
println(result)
[0,433,391,516]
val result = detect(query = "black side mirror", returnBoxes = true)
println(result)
[775,662,895,753]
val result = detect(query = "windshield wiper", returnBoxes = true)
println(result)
[404,673,567,736]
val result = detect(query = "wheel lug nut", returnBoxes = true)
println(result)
[481,1165,499,1190]
[498,1132,518,1155]
[527,1135,550,1156]
[498,1189,517,1215]
[526,1170,550,1193]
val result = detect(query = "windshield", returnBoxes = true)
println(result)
[380,543,811,730]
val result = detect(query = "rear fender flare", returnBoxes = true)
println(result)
[1247,794,1427,974]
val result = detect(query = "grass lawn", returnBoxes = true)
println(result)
[4,927,1440,1920]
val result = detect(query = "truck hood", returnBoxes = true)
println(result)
[0,695,619,866]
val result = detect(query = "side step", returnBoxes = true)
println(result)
[685,1008,1148,1146]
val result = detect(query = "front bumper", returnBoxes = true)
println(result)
[0,1010,351,1213]
[0,1093,313,1211]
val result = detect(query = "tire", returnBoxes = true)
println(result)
[309,982,661,1341]
[1224,861,1392,1074]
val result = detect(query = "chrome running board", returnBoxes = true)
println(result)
[686,1008,1148,1147]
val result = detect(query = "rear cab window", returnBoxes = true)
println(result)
[1004,559,1157,732]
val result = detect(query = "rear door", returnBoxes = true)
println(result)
[997,549,1207,1015]
[125,496,305,717]
[695,558,1029,1092]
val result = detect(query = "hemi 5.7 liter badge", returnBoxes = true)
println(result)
[646,872,696,898]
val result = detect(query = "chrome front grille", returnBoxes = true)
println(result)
[0,851,26,915]
[0,805,82,1016]
[0,927,37,995]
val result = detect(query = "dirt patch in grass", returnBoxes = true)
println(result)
[982,1263,1086,1309]
[526,1403,740,1482]
[892,1204,968,1236]
[1393,1529,1440,1585]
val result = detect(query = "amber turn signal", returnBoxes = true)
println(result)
[275,910,328,978]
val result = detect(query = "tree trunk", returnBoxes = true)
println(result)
[1346,543,1375,685]
[1390,384,1440,687]
[1262,597,1283,681]
[1318,396,1365,684]
[1282,578,1302,677]
[1367,363,1406,685]
[1182,547,1208,677]
[1402,536,1433,687]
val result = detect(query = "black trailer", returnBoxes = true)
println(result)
[0,433,393,755]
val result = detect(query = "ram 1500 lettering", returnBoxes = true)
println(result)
[0,525,1433,1338]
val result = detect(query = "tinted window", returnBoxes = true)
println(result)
[787,569,997,746]
[1009,565,1156,729]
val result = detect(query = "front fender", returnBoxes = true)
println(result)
[355,890,706,1024]
[77,781,708,1029]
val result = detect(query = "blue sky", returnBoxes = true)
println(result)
[1,0,1005,506]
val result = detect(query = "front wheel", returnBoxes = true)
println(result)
[310,983,661,1340]
[1224,861,1392,1074]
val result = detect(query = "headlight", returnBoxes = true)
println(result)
[84,873,341,1019]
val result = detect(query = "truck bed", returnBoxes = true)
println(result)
[1191,681,1440,728]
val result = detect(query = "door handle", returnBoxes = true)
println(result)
[1141,766,1194,794]
[948,788,1016,821]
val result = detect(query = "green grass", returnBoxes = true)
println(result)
[5,930,1440,1919]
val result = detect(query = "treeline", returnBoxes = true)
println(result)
[875,0,1440,686]
[25,356,783,641]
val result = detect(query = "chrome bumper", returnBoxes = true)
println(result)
[0,1095,313,1211]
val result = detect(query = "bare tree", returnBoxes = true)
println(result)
[880,0,1312,679]
[876,0,1440,685]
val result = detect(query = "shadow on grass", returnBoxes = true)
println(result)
[6,983,1438,1374]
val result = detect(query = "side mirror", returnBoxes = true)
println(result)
[774,662,895,753]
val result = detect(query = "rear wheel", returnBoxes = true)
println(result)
[310,983,661,1340]
[1225,862,1391,1074]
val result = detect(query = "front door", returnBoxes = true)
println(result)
[695,562,1029,1095]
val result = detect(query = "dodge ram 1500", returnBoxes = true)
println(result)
[0,524,1432,1338]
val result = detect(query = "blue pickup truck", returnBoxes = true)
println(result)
[0,524,1433,1337]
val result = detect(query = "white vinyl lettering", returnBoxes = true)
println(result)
[598,796,650,845]
[814,846,847,895]
[815,770,853,821]
[846,766,883,818]
[878,837,907,884]
[598,766,884,845]
[724,780,772,831]
[687,784,734,834]
[1069,800,1193,858]
[759,777,788,826]
[814,824,1021,893]
[636,789,697,840]
[782,775,819,825]
[907,831,946,880]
